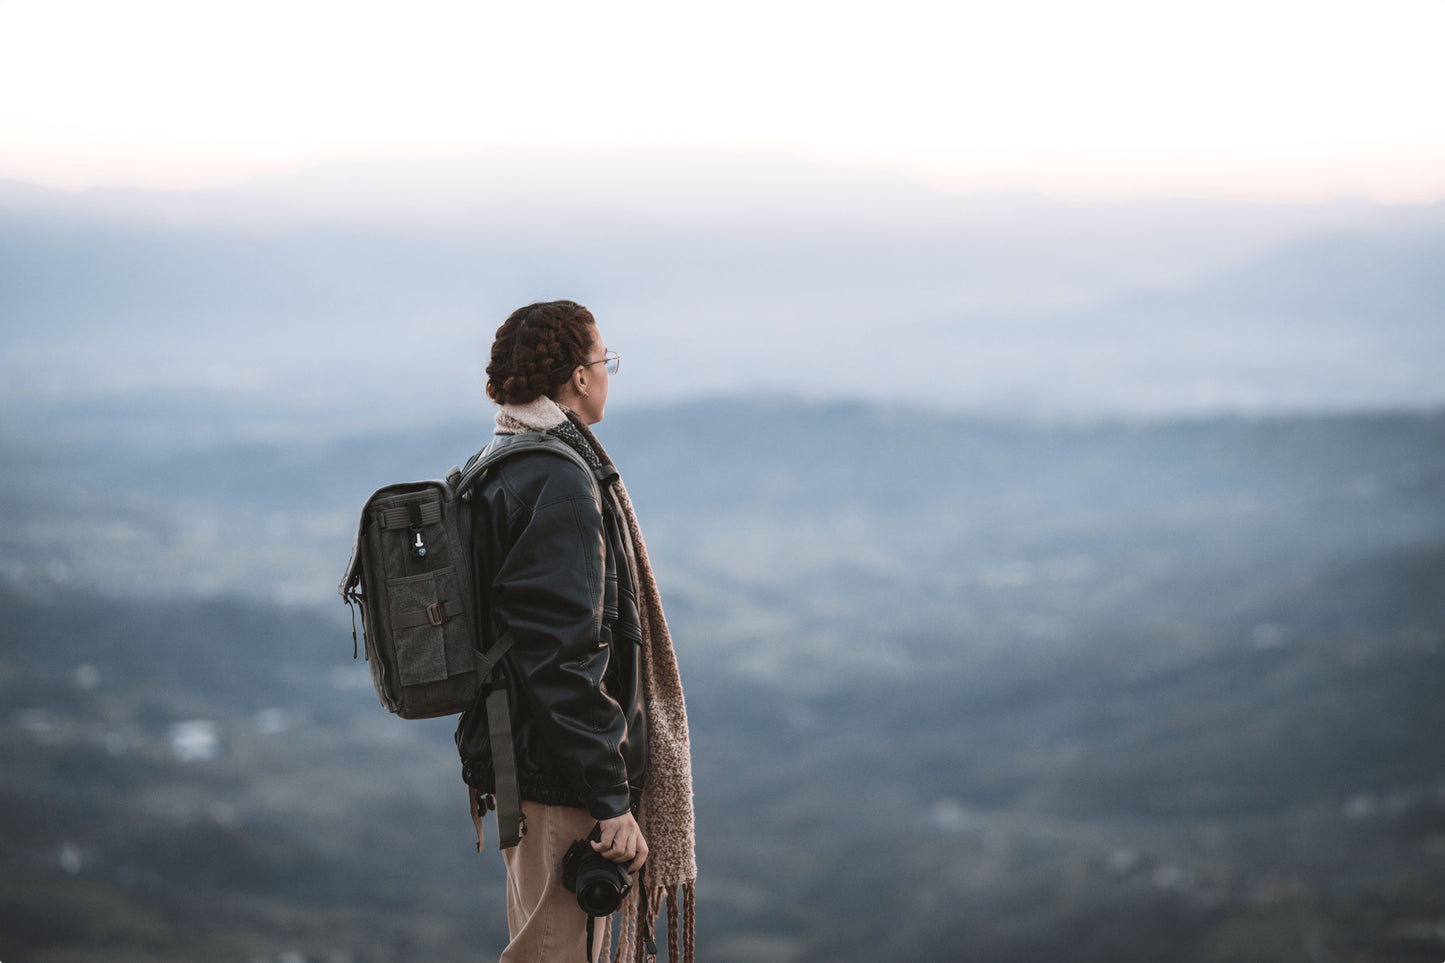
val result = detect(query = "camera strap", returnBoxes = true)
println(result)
[581,861,657,963]
[638,862,658,961]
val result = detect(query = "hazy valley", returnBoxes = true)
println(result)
[2,399,1442,962]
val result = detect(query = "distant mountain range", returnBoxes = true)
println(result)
[2,147,1442,435]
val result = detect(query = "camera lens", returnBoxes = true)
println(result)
[578,877,621,915]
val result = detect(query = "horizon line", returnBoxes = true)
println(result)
[2,144,1443,208]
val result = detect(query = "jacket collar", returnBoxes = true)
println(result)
[494,397,619,487]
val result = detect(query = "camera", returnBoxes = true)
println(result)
[561,824,633,916]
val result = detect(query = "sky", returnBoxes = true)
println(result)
[1,0,1443,201]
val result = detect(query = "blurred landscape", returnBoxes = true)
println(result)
[2,151,1443,961]
[4,148,1444,426]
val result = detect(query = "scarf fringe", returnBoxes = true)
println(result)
[665,885,680,963]
[610,882,695,963]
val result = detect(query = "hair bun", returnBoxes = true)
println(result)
[485,301,597,405]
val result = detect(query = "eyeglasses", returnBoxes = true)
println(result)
[579,351,620,376]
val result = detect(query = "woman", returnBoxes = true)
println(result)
[456,300,696,963]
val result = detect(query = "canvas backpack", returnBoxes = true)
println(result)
[339,429,597,847]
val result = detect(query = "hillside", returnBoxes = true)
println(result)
[1,401,1443,962]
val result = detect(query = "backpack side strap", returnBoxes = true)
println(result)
[473,628,524,848]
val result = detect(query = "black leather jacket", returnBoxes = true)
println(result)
[455,431,648,821]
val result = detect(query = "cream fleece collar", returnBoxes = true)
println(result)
[495,395,569,433]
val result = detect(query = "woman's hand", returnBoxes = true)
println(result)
[592,811,648,872]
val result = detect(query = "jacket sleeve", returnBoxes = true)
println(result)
[492,456,632,820]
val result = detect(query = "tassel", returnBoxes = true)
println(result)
[664,886,679,963]
[682,882,695,963]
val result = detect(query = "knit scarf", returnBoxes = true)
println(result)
[495,396,697,963]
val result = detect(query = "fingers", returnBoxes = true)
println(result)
[614,830,647,873]
[595,835,647,873]
[627,836,649,873]
[591,826,637,862]
[591,815,649,871]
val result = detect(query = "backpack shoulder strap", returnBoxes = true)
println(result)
[451,430,599,500]
[448,429,598,851]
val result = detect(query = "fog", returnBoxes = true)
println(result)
[4,149,1443,442]
[2,150,1443,962]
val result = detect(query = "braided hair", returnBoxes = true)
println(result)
[485,300,598,405]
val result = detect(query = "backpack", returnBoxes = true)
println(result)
[338,429,597,847]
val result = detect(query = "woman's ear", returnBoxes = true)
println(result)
[554,363,585,406]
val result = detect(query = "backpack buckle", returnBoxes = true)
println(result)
[427,602,444,627]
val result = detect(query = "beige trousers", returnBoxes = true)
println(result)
[500,802,612,963]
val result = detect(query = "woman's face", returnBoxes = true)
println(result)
[571,326,610,425]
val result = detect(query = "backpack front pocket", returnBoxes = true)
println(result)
[387,568,466,686]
